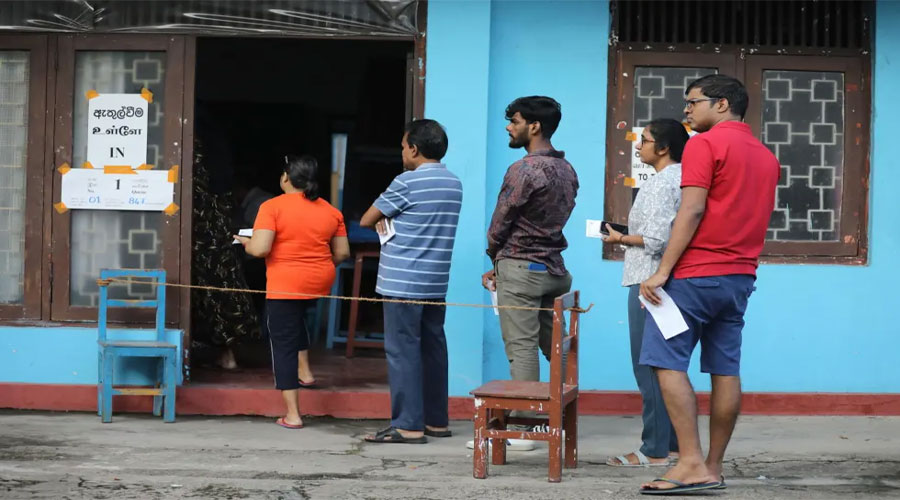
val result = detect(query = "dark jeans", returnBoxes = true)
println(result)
[267,299,315,391]
[382,299,449,431]
[628,286,678,458]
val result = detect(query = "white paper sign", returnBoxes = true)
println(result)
[87,92,149,169]
[630,127,656,189]
[60,168,175,212]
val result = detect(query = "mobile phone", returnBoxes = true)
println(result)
[600,221,629,235]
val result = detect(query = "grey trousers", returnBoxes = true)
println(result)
[496,258,572,383]
[628,285,678,458]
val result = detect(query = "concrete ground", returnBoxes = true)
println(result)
[0,410,898,499]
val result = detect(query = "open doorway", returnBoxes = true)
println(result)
[189,37,412,390]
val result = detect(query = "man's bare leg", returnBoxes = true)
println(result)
[641,369,717,491]
[705,374,741,479]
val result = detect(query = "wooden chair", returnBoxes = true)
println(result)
[470,291,580,483]
[97,269,177,423]
[345,248,384,357]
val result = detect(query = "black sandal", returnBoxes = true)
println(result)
[424,429,452,438]
[364,426,427,444]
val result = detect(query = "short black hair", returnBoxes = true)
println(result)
[685,74,749,119]
[645,118,690,162]
[283,154,319,201]
[405,119,448,160]
[505,96,562,138]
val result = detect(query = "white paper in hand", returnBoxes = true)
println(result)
[585,219,605,239]
[232,228,253,245]
[488,280,499,316]
[378,218,396,245]
[638,287,690,339]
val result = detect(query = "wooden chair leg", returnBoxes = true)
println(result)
[345,255,364,358]
[473,403,488,479]
[163,353,177,423]
[101,351,114,423]
[152,357,164,417]
[490,409,507,465]
[547,408,563,483]
[564,401,578,469]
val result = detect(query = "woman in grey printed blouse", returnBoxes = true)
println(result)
[604,118,690,467]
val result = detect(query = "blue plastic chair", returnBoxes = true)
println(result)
[97,269,177,423]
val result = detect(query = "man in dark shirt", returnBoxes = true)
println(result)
[481,97,579,447]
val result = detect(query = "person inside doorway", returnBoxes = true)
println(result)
[235,155,350,429]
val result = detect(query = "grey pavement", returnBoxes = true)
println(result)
[0,410,898,499]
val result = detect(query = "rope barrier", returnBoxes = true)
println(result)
[97,277,594,314]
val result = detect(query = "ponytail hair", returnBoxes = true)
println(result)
[283,154,319,201]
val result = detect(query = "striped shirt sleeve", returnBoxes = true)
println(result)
[374,175,412,218]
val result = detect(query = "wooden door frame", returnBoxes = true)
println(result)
[0,35,50,321]
[49,34,185,324]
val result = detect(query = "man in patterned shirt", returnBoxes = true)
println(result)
[479,96,579,449]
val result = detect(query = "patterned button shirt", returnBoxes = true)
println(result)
[487,149,579,276]
[622,164,682,287]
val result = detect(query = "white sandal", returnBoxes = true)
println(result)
[605,450,671,467]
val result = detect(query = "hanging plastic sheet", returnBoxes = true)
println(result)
[0,1,419,37]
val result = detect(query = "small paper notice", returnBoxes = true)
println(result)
[488,280,499,316]
[232,228,252,245]
[378,218,396,245]
[586,219,605,239]
[638,288,690,339]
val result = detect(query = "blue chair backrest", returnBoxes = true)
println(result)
[98,269,167,343]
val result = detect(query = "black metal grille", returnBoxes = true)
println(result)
[0,1,419,37]
[613,1,872,50]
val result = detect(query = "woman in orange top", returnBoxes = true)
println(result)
[235,155,349,429]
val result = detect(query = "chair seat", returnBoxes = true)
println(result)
[99,341,177,349]
[471,380,577,400]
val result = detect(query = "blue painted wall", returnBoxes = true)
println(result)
[0,327,183,385]
[481,0,613,384]
[425,0,492,396]
[427,0,899,395]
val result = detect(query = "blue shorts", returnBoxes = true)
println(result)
[639,275,756,376]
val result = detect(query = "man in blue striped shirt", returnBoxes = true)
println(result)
[360,119,462,444]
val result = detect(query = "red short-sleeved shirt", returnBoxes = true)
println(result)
[253,193,347,299]
[674,121,780,279]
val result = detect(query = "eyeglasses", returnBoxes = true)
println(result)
[638,137,655,147]
[684,97,720,110]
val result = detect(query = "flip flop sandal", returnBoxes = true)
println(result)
[717,475,727,489]
[276,417,304,429]
[298,379,318,388]
[364,426,427,444]
[607,450,670,467]
[424,429,452,438]
[639,477,722,495]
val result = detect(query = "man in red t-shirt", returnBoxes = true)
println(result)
[637,75,780,494]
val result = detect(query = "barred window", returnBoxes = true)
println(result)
[605,1,872,262]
